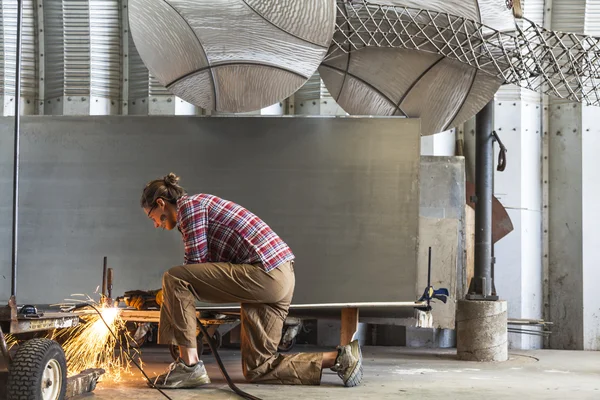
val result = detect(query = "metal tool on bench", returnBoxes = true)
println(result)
[416,247,450,312]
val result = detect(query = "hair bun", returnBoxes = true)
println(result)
[164,172,180,186]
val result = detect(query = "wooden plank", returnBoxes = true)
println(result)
[340,308,359,345]
[117,309,236,325]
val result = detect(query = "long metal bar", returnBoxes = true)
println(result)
[101,257,108,298]
[192,301,427,311]
[467,100,497,300]
[11,0,24,298]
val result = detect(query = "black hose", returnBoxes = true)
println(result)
[85,303,174,400]
[84,304,262,400]
[197,317,262,400]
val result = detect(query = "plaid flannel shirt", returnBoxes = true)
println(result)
[176,194,295,272]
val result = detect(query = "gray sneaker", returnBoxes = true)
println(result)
[331,340,363,387]
[150,359,211,389]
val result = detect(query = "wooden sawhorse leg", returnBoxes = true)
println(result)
[340,308,359,346]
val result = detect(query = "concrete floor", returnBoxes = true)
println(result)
[79,345,599,400]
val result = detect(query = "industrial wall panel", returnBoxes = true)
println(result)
[89,0,120,99]
[585,0,600,35]
[63,0,90,96]
[148,73,169,97]
[44,0,65,100]
[523,0,546,25]
[551,0,586,33]
[0,0,37,100]
[0,117,421,306]
[127,30,148,101]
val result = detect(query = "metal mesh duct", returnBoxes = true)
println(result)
[320,0,508,135]
[329,1,600,108]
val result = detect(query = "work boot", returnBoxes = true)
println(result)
[331,339,363,387]
[150,359,211,389]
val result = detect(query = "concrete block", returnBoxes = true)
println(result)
[317,320,367,347]
[406,327,456,348]
[456,300,508,361]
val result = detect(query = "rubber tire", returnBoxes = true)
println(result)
[7,338,67,400]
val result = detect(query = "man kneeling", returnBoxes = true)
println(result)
[130,173,363,389]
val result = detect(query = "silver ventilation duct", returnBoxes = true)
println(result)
[319,0,512,135]
[128,0,337,113]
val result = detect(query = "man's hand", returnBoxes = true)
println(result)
[123,289,163,310]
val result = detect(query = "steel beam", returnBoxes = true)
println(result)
[11,0,24,299]
[467,101,499,300]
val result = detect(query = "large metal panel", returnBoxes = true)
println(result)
[0,117,420,306]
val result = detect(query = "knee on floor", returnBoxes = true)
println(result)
[242,368,262,383]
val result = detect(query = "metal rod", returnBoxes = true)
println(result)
[427,247,432,287]
[193,302,428,311]
[107,268,113,300]
[11,0,24,299]
[467,100,496,299]
[101,257,108,298]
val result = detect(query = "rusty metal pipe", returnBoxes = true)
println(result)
[107,268,113,301]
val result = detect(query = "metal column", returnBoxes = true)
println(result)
[11,0,24,299]
[467,100,499,300]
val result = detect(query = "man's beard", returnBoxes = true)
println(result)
[160,214,169,230]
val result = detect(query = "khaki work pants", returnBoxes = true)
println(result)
[158,261,324,385]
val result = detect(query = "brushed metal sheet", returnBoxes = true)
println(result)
[243,0,336,47]
[399,57,477,136]
[168,0,331,78]
[345,48,442,109]
[335,73,399,115]
[212,65,305,112]
[0,117,420,306]
[316,64,345,100]
[168,70,215,111]
[129,0,210,86]
[446,70,503,130]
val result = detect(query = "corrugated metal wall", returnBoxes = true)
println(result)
[90,0,120,99]
[6,0,597,117]
[0,0,154,115]
[585,0,600,35]
[0,0,36,115]
[0,0,347,116]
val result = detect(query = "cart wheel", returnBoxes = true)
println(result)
[7,338,67,400]
[169,334,204,362]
